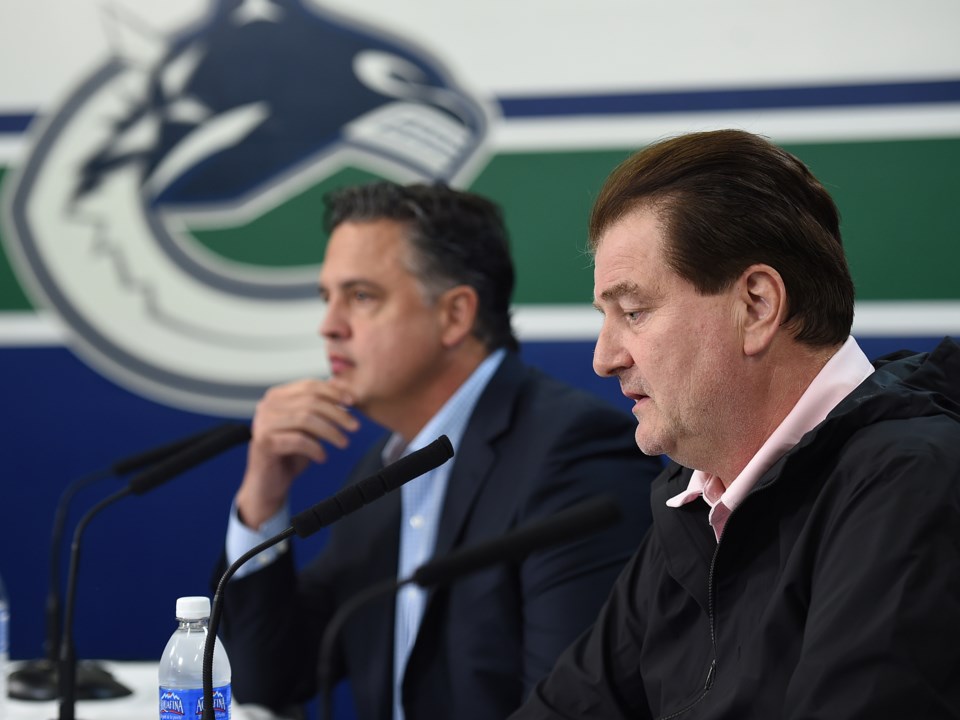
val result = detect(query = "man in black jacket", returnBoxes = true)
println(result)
[218,182,661,720]
[512,129,960,719]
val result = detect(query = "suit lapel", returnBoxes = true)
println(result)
[363,356,521,585]
[401,353,524,698]
[431,352,522,561]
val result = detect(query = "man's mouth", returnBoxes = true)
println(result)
[622,389,649,412]
[328,354,354,375]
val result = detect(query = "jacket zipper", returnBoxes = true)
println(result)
[654,530,722,719]
[655,475,778,719]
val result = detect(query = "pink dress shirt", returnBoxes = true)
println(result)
[666,336,875,541]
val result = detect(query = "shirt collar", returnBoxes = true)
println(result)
[667,336,875,517]
[382,348,507,463]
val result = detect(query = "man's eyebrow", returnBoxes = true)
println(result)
[595,281,645,305]
[593,281,647,314]
[318,279,381,297]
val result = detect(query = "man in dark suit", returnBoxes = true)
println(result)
[219,182,660,720]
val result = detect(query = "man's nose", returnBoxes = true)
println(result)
[593,319,632,378]
[319,298,348,340]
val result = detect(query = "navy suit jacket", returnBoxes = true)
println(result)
[219,352,659,720]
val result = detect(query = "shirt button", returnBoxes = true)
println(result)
[409,515,425,529]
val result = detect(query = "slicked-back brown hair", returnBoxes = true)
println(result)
[588,129,854,347]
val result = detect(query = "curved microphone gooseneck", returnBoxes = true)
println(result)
[316,495,623,720]
[56,423,251,720]
[201,435,455,720]
[8,423,235,703]
[57,486,134,720]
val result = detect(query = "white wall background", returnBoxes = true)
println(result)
[1,0,959,111]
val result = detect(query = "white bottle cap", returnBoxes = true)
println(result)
[176,596,211,620]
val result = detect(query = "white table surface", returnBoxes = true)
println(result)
[7,661,289,720]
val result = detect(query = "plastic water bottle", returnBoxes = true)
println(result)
[0,571,9,720]
[159,596,231,720]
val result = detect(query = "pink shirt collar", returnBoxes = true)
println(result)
[666,336,875,541]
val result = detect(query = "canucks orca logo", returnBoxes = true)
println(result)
[3,0,495,415]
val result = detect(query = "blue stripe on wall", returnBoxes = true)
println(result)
[3,79,959,133]
[0,336,946,660]
[497,78,960,118]
[0,114,33,133]
[0,335,945,717]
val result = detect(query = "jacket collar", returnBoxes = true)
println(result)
[649,337,960,603]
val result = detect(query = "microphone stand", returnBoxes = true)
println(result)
[202,530,296,720]
[58,487,132,720]
[314,495,622,720]
[56,424,251,720]
[201,435,455,720]
[8,470,132,702]
[317,577,407,720]
[9,424,233,702]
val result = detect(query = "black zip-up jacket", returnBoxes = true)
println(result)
[512,337,960,720]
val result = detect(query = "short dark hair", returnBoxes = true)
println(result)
[324,181,519,352]
[589,129,855,347]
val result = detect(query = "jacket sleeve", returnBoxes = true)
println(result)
[515,401,659,694]
[784,420,960,718]
[510,536,654,720]
[218,547,337,709]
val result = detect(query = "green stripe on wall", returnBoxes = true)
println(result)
[471,138,960,304]
[0,169,32,310]
[0,137,958,311]
[796,138,960,301]
[188,167,381,266]
[470,149,627,304]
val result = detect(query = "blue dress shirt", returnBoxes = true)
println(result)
[225,349,506,720]
[388,348,505,720]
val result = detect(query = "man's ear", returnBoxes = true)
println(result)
[739,264,787,356]
[438,285,479,348]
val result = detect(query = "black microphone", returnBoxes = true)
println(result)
[201,434,455,720]
[7,422,242,704]
[411,495,621,587]
[127,424,251,495]
[317,495,623,720]
[57,424,252,720]
[291,434,454,537]
[111,424,234,476]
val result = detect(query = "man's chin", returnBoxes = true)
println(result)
[328,373,356,396]
[634,426,670,458]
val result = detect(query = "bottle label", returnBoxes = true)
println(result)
[0,603,8,654]
[159,684,231,720]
